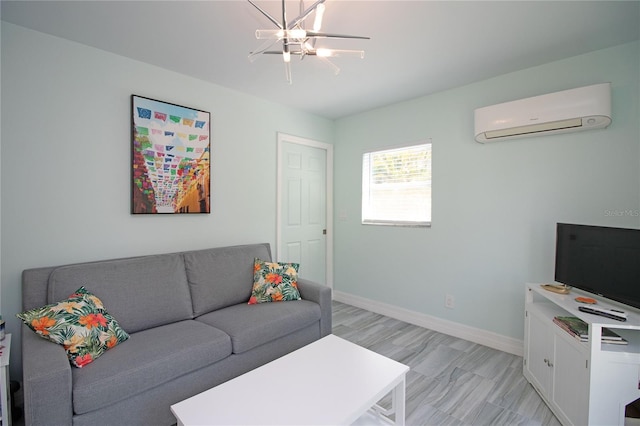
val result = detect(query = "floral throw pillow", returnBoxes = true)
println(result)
[248,258,302,304]
[17,286,129,368]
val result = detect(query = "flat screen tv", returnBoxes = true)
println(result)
[555,223,640,310]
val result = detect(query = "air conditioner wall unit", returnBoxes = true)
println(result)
[474,83,612,143]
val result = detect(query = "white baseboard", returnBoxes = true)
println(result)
[333,290,524,357]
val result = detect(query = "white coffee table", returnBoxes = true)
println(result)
[171,334,409,425]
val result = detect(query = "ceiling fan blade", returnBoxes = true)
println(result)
[263,50,306,56]
[247,0,283,29]
[318,57,340,75]
[248,39,281,62]
[306,31,370,40]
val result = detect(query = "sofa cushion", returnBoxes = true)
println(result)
[183,244,272,316]
[48,254,193,333]
[196,300,320,354]
[72,320,232,415]
[16,286,129,368]
[248,258,301,304]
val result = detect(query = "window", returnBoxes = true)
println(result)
[362,142,432,227]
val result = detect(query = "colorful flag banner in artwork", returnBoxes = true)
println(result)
[137,108,152,119]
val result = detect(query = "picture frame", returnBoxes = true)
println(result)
[131,95,211,214]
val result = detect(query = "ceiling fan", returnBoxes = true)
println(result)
[248,0,370,84]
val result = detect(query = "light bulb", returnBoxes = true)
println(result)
[313,4,325,31]
[256,29,285,39]
[288,29,307,39]
[315,49,365,59]
[284,62,292,84]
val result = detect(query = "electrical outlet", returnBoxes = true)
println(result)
[445,294,455,309]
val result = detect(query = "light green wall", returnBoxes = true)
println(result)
[2,21,639,379]
[333,41,640,340]
[0,23,333,377]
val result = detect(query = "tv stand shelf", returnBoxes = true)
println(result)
[524,283,640,426]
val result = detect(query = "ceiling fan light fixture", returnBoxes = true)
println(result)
[248,0,369,83]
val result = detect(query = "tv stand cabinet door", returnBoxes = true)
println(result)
[551,333,590,426]
[524,309,553,397]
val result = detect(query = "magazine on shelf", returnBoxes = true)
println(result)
[553,316,627,344]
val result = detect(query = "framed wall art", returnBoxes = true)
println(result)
[131,95,211,214]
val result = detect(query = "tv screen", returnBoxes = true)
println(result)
[555,223,640,310]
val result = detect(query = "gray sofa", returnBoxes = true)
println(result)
[20,243,332,426]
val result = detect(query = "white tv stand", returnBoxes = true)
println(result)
[524,284,640,426]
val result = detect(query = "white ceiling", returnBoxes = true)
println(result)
[2,1,639,119]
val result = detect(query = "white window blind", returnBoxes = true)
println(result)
[362,142,432,227]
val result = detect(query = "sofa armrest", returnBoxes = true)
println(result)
[297,278,332,337]
[22,325,73,426]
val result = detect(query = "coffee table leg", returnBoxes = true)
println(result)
[393,375,406,426]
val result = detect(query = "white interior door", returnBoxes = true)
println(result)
[277,133,332,287]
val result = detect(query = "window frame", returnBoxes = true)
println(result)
[361,140,432,228]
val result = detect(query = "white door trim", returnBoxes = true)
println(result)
[276,132,333,290]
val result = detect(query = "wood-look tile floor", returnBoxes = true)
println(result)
[332,301,562,426]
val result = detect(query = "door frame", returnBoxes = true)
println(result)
[276,132,333,289]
